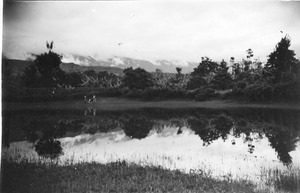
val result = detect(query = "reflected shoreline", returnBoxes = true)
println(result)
[3,108,300,166]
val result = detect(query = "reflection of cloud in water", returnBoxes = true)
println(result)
[63,128,300,184]
[63,131,130,147]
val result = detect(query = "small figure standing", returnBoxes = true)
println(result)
[84,96,87,103]
[92,95,96,103]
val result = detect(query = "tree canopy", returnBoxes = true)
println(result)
[23,41,65,87]
[265,36,299,82]
[122,67,154,90]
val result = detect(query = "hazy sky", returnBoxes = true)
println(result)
[3,1,300,63]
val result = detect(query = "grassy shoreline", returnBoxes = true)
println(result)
[3,98,300,111]
[1,160,259,193]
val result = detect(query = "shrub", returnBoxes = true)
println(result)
[122,67,154,90]
[186,76,208,90]
[140,88,186,100]
[122,89,143,99]
[211,72,233,90]
[241,81,300,101]
[243,83,273,101]
[272,81,300,101]
[194,88,218,101]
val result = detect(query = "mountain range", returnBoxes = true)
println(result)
[2,54,199,76]
[62,54,199,73]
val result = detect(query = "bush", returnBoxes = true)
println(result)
[243,83,273,101]
[121,88,187,101]
[140,88,186,100]
[194,88,218,101]
[122,89,143,99]
[240,81,300,101]
[272,81,300,101]
[186,76,208,90]
[122,67,154,90]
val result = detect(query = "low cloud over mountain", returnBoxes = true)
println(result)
[62,54,198,73]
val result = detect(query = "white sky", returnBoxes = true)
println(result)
[3,1,300,62]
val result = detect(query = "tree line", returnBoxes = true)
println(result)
[3,36,300,102]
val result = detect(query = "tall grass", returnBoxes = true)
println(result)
[1,158,258,193]
[2,150,300,193]
[262,167,300,193]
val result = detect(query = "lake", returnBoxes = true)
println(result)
[2,107,300,188]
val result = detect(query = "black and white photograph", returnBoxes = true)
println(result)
[1,1,300,192]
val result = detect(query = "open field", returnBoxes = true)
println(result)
[3,98,300,111]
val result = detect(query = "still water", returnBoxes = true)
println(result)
[2,107,300,184]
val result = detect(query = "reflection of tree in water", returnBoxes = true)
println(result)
[23,120,66,159]
[177,128,183,135]
[266,126,300,165]
[233,120,254,153]
[81,123,99,135]
[35,138,63,159]
[123,118,153,139]
[188,115,233,146]
[84,107,96,116]
[188,117,217,146]
[211,115,233,141]
[12,108,300,165]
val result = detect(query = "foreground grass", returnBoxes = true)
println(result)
[1,160,258,193]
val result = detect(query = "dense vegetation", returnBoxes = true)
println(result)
[2,36,300,102]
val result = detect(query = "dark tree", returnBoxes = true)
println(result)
[122,67,154,90]
[176,67,182,76]
[23,41,64,87]
[211,60,233,90]
[35,51,62,76]
[265,36,300,83]
[187,57,218,90]
[191,57,218,77]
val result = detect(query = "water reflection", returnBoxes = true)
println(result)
[2,108,300,167]
[84,107,96,116]
[188,114,234,146]
[23,119,65,159]
[35,138,63,159]
[123,118,153,139]
[266,126,299,165]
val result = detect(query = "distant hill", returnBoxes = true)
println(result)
[62,54,198,73]
[2,59,124,75]
[60,62,123,75]
[2,59,32,76]
[2,55,199,76]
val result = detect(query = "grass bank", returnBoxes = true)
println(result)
[1,160,258,193]
[3,98,300,111]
